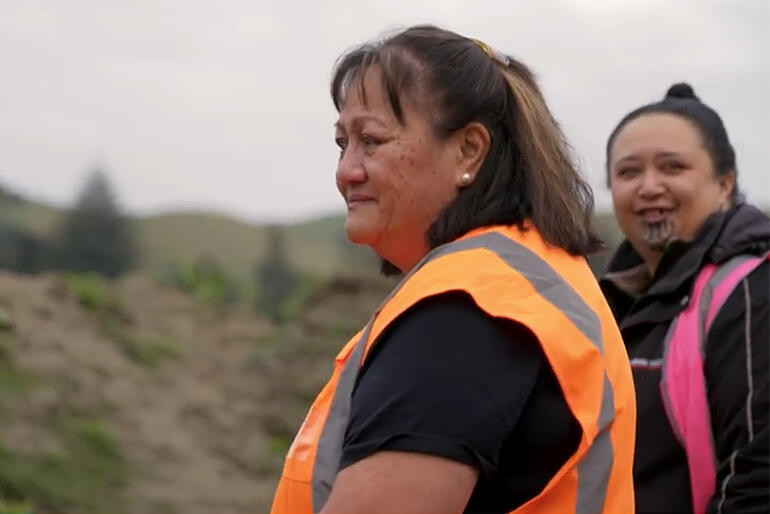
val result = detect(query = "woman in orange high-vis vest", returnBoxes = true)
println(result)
[272,25,636,514]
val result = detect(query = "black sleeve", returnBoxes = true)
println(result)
[705,262,769,514]
[340,290,543,478]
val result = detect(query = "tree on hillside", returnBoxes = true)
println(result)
[254,225,298,322]
[56,167,136,277]
[0,182,22,203]
[0,223,51,273]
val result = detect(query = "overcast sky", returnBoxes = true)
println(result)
[1,0,767,223]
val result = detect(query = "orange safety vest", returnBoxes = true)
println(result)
[271,225,636,513]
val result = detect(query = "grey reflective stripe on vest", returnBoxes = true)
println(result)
[311,321,371,511]
[432,233,604,353]
[312,231,615,513]
[576,374,616,514]
[696,254,760,352]
[312,244,437,512]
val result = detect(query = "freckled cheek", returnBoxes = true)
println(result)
[385,172,421,220]
[390,161,408,184]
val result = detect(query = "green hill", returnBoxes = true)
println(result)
[0,189,377,284]
[0,190,60,237]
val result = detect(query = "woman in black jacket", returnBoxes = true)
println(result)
[601,83,769,513]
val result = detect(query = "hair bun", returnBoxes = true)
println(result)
[665,82,699,101]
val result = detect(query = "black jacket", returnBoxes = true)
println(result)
[600,204,769,514]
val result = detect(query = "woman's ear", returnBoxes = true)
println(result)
[718,170,736,209]
[453,122,491,187]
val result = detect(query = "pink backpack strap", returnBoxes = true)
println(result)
[703,255,769,332]
[660,252,768,514]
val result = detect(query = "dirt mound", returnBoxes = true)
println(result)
[0,270,389,513]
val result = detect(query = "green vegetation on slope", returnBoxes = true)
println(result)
[0,416,127,512]
[64,272,122,312]
[104,322,183,370]
[0,335,35,393]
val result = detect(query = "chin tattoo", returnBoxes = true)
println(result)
[641,219,676,251]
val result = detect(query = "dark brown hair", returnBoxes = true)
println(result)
[331,25,601,262]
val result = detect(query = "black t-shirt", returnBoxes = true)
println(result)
[340,291,582,513]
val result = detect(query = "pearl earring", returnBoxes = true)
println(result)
[460,173,472,186]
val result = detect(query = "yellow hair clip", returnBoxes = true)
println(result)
[471,38,510,67]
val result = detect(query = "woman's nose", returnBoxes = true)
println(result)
[336,147,366,188]
[638,168,665,198]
